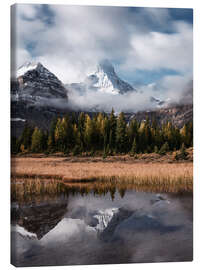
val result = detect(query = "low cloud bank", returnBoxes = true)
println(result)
[67,77,193,113]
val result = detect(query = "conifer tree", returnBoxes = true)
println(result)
[78,112,86,149]
[128,118,138,150]
[84,114,94,151]
[116,112,128,153]
[138,121,147,153]
[31,127,44,152]
[131,137,137,155]
[47,118,57,152]
[19,124,34,150]
[109,108,117,150]
[159,142,169,155]
[179,143,188,159]
[54,118,67,152]
[11,137,20,154]
[154,145,159,153]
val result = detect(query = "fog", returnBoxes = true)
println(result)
[66,78,193,113]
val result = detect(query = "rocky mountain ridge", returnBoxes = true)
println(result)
[11,61,193,136]
[68,59,135,96]
[12,62,68,103]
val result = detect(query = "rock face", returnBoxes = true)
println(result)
[12,62,68,102]
[11,62,70,137]
[11,61,192,137]
[93,208,119,232]
[69,60,135,95]
[88,60,135,95]
[150,96,166,107]
[126,104,193,128]
[11,200,68,240]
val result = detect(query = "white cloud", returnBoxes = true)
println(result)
[11,4,193,110]
[122,21,193,73]
[13,5,192,80]
[67,75,192,113]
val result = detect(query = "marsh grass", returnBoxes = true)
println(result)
[11,179,68,203]
[11,157,193,198]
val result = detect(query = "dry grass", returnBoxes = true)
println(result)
[11,157,193,193]
[14,147,193,163]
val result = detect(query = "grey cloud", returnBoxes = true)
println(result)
[12,4,193,112]
[14,5,192,83]
[66,74,192,113]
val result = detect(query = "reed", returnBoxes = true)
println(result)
[11,157,193,195]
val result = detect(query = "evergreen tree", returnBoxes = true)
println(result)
[179,143,188,159]
[128,118,138,151]
[116,112,128,153]
[109,108,117,151]
[19,124,34,150]
[131,138,137,155]
[78,112,86,150]
[84,114,94,151]
[31,127,44,152]
[154,145,159,153]
[64,114,74,152]
[181,122,193,147]
[11,136,20,154]
[13,111,193,156]
[138,121,147,153]
[47,118,57,152]
[54,118,67,152]
[159,142,169,155]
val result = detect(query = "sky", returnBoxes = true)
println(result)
[11,4,193,111]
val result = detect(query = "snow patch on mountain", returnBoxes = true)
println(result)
[17,61,39,77]
[68,60,136,97]
[13,61,68,104]
[11,118,26,122]
[93,208,119,232]
[11,225,37,240]
[88,60,135,95]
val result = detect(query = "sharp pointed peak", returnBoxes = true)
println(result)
[18,61,41,69]
[96,59,116,76]
[17,61,45,77]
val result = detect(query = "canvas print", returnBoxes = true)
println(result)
[11,4,193,267]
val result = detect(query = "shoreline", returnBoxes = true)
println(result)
[12,147,193,163]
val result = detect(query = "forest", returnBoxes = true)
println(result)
[11,109,193,157]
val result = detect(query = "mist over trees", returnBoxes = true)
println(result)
[11,109,193,156]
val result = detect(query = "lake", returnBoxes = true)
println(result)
[11,181,193,266]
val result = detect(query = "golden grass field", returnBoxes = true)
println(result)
[11,156,193,193]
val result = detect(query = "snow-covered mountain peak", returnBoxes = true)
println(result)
[87,60,136,95]
[17,61,53,78]
[13,61,68,101]
[17,61,41,77]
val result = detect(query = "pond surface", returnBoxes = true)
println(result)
[11,184,193,266]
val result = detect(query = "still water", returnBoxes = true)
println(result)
[11,183,193,266]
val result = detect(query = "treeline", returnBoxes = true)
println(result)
[11,109,193,156]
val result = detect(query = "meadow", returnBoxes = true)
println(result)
[11,155,193,194]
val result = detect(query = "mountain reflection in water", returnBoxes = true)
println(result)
[11,180,193,266]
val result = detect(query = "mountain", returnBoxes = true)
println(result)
[126,104,193,128]
[11,61,193,137]
[150,96,166,107]
[12,61,68,103]
[11,200,68,240]
[11,62,70,137]
[69,60,135,95]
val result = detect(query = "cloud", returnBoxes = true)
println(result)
[11,4,193,111]
[13,5,193,83]
[66,73,192,113]
[121,21,193,74]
